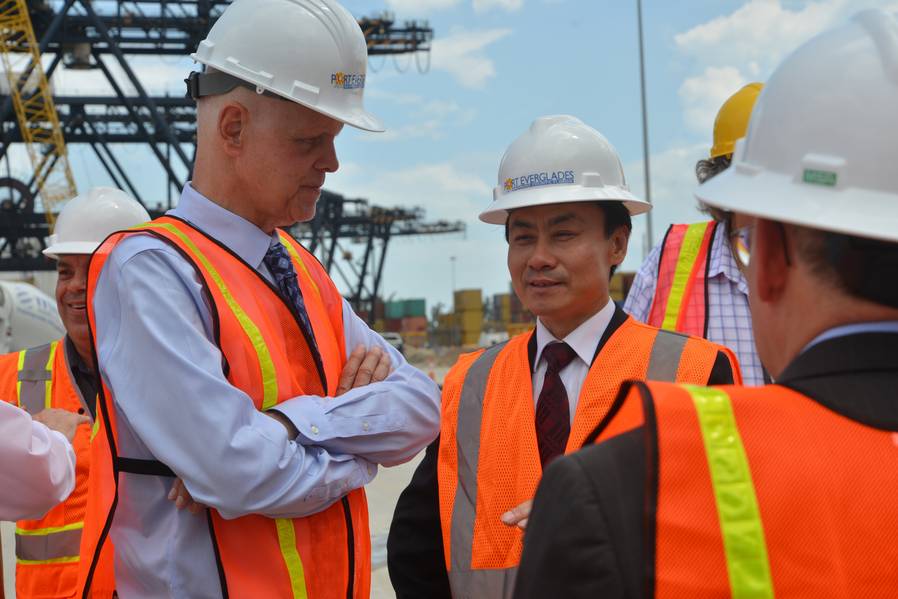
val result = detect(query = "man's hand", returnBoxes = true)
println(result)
[335,344,392,396]
[33,408,90,442]
[501,499,533,531]
[167,478,205,515]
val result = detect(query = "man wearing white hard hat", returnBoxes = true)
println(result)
[0,186,146,598]
[77,1,440,597]
[516,11,898,598]
[388,115,740,598]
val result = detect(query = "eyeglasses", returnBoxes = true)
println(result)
[729,225,753,269]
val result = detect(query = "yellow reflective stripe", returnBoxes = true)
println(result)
[140,222,279,410]
[44,340,59,409]
[16,349,25,407]
[661,222,710,331]
[17,555,79,565]
[15,521,83,536]
[687,386,774,599]
[275,518,308,599]
[90,414,100,442]
[277,233,320,299]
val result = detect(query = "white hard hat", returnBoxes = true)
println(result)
[480,115,650,225]
[696,10,898,243]
[43,187,150,259]
[189,0,384,133]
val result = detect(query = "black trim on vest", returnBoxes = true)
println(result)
[206,511,230,599]
[638,382,659,599]
[165,215,329,393]
[81,281,118,598]
[701,222,719,339]
[115,458,176,477]
[580,377,636,448]
[342,496,355,599]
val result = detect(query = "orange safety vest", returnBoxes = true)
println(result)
[0,338,105,599]
[76,216,371,599]
[648,221,719,337]
[594,381,898,598]
[437,316,740,598]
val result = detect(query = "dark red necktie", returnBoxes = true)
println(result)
[535,342,577,467]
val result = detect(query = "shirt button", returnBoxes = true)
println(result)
[362,421,370,431]
[310,425,319,435]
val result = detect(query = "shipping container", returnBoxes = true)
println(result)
[454,288,482,312]
[457,310,483,332]
[403,298,427,317]
[401,315,428,333]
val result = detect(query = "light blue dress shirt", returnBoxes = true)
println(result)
[92,183,440,598]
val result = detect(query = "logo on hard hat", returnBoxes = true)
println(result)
[331,72,366,90]
[505,170,575,193]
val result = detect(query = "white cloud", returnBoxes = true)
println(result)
[473,0,524,12]
[385,0,523,13]
[678,66,747,135]
[623,144,708,265]
[672,0,898,139]
[322,159,509,306]
[362,92,476,142]
[431,28,512,88]
[384,0,462,13]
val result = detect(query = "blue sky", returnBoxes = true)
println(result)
[12,0,898,313]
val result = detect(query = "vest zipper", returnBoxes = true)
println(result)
[342,496,355,599]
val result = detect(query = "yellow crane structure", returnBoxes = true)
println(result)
[0,0,77,228]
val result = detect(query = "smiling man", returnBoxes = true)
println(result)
[388,115,741,599]
[0,186,147,598]
[76,1,440,598]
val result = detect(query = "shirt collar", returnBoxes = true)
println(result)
[168,182,278,271]
[534,298,616,369]
[802,321,898,355]
[707,220,749,295]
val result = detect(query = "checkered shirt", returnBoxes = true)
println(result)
[624,223,766,386]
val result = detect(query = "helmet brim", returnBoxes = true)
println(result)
[696,165,898,243]
[479,185,651,225]
[42,241,100,259]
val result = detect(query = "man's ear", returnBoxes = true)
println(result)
[751,218,789,304]
[608,226,630,267]
[218,101,249,157]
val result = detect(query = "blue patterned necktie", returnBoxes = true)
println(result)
[263,238,318,352]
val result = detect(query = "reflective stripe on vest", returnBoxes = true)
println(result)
[8,338,98,599]
[444,326,708,598]
[648,222,717,337]
[448,343,512,598]
[15,522,83,565]
[687,386,773,599]
[137,221,309,597]
[80,218,364,599]
[16,341,59,414]
[141,221,281,411]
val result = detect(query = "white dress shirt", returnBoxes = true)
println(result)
[0,400,76,521]
[532,299,616,422]
[91,183,441,598]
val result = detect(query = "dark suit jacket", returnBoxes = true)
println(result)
[513,331,898,599]
[387,305,735,598]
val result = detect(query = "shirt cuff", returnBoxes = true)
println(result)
[270,396,404,445]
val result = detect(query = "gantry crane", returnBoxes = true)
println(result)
[0,1,461,323]
[0,0,77,228]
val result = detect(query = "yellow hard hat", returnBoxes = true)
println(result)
[710,82,764,159]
